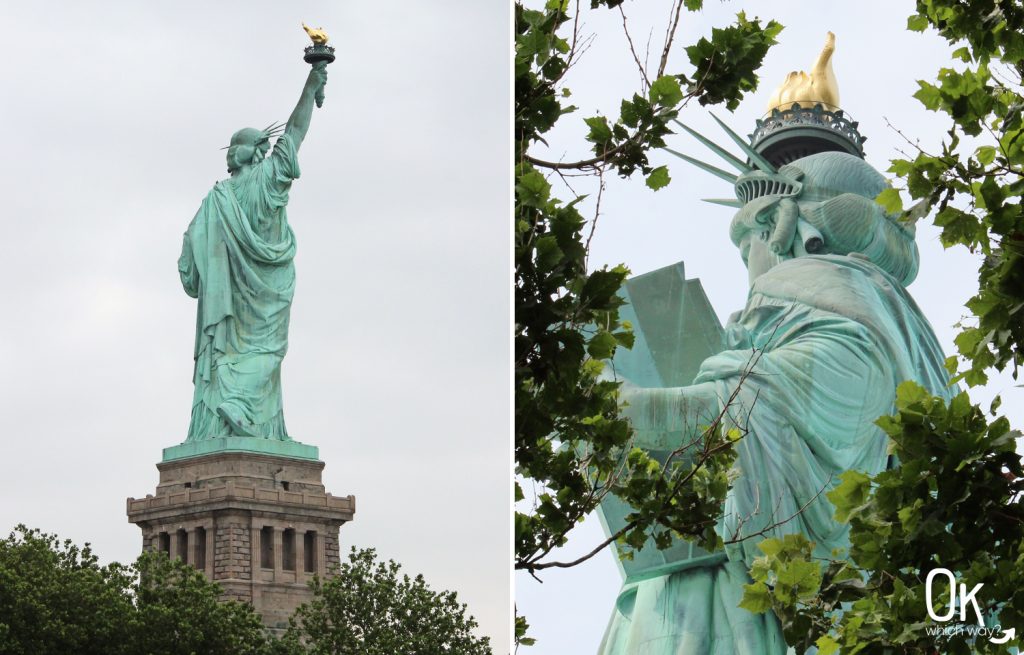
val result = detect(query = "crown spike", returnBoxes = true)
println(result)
[702,198,743,208]
[708,113,777,174]
[671,120,751,174]
[664,148,738,184]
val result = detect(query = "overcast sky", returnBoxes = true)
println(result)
[516,1,1024,653]
[0,1,509,649]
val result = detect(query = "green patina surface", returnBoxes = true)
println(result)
[596,150,955,655]
[164,58,329,463]
[163,437,319,462]
[596,262,726,585]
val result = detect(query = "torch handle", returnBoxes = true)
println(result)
[313,61,327,108]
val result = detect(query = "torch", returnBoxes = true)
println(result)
[302,23,335,108]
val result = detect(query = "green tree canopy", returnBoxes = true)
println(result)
[0,526,272,655]
[282,547,490,655]
[0,528,487,655]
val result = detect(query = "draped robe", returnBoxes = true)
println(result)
[177,134,300,440]
[598,253,953,654]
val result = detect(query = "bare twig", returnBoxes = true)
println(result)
[882,115,936,160]
[584,167,607,260]
[644,27,654,80]
[658,0,685,78]
[724,474,834,546]
[553,167,581,198]
[549,0,586,87]
[619,6,651,89]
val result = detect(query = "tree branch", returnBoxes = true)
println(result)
[619,6,651,89]
[658,0,686,78]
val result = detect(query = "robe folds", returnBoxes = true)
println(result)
[598,254,953,655]
[177,134,300,440]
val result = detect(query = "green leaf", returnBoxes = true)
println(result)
[944,355,959,376]
[914,81,943,111]
[649,75,684,107]
[583,116,613,143]
[587,330,618,359]
[894,380,928,408]
[876,187,904,214]
[952,46,972,62]
[816,634,840,655]
[535,235,563,271]
[758,537,784,558]
[976,145,997,165]
[906,14,929,31]
[827,470,872,523]
[739,580,773,613]
[516,169,551,208]
[646,165,671,191]
[776,558,820,595]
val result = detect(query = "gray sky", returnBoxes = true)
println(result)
[0,1,509,649]
[516,1,1024,652]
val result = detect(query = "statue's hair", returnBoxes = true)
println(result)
[779,151,887,201]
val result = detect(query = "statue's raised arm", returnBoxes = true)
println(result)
[284,63,327,150]
[285,23,335,149]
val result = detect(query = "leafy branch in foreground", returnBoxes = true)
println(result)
[880,0,1024,388]
[515,0,781,578]
[740,382,1024,654]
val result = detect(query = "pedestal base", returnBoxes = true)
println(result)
[162,436,319,462]
[127,451,354,632]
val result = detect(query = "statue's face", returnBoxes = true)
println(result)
[739,228,790,285]
[730,174,803,285]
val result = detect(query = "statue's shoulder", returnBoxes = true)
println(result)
[753,254,911,314]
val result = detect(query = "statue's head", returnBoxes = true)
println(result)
[670,36,918,287]
[727,151,919,286]
[225,127,272,174]
[669,112,918,287]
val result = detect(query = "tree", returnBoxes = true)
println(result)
[0,526,274,655]
[514,0,781,589]
[0,526,133,655]
[129,550,274,655]
[738,3,1024,652]
[280,547,490,655]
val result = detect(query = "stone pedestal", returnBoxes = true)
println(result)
[127,451,355,631]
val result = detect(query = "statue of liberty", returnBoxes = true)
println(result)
[176,32,331,442]
[596,34,954,654]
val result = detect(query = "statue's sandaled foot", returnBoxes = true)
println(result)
[217,403,258,438]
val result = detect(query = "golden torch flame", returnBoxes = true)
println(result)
[766,32,840,113]
[302,23,329,45]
